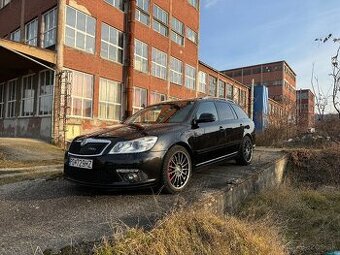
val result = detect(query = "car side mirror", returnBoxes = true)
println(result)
[196,113,216,124]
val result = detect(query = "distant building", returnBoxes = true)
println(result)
[221,61,297,122]
[296,89,315,131]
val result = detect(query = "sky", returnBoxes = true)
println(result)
[199,0,340,113]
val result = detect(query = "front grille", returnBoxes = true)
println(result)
[68,139,111,155]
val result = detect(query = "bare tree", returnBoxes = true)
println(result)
[310,63,328,120]
[315,35,340,119]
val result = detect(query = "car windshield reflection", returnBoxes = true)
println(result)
[125,101,194,124]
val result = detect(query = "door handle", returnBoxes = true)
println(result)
[219,126,224,131]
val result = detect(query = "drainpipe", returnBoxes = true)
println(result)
[51,0,66,144]
[20,0,25,42]
[125,0,136,118]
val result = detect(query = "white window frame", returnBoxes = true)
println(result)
[42,7,57,48]
[6,79,17,118]
[38,70,54,116]
[170,57,183,85]
[152,5,169,37]
[198,71,206,93]
[171,17,184,46]
[209,76,217,96]
[0,0,10,9]
[186,26,198,44]
[133,87,148,114]
[226,83,233,100]
[69,70,93,118]
[188,0,198,9]
[65,6,96,54]
[185,64,196,90]
[104,0,124,11]
[218,80,225,98]
[25,18,38,46]
[10,28,20,42]
[134,39,148,73]
[150,91,166,105]
[136,0,149,25]
[21,74,35,117]
[0,83,4,118]
[151,48,167,80]
[98,78,122,121]
[101,23,124,64]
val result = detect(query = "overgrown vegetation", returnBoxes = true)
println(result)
[95,209,286,255]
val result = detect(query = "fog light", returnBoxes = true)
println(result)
[127,173,138,183]
[116,169,139,173]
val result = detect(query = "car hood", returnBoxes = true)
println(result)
[78,123,188,141]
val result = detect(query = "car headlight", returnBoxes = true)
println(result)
[109,136,158,154]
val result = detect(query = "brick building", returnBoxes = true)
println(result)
[296,89,315,131]
[0,0,249,145]
[221,61,297,122]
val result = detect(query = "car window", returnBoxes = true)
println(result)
[230,104,249,119]
[215,102,235,121]
[195,102,218,121]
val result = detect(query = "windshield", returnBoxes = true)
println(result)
[125,101,195,124]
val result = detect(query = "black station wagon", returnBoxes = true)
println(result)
[64,97,255,193]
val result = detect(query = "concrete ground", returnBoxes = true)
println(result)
[0,148,286,255]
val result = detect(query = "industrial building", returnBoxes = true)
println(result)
[222,61,297,123]
[296,89,315,131]
[0,0,250,146]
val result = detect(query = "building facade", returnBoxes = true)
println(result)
[296,89,315,131]
[0,0,249,145]
[221,61,297,122]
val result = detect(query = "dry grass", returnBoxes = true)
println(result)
[94,209,287,255]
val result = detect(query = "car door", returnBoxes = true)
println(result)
[191,101,220,165]
[229,103,248,147]
[215,101,240,154]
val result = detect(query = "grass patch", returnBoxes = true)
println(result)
[94,209,286,255]
[240,185,340,255]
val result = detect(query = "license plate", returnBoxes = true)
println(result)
[69,157,93,169]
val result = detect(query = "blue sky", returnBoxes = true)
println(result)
[199,0,340,113]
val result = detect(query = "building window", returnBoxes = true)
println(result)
[218,80,225,98]
[99,78,121,120]
[226,83,233,100]
[188,0,198,9]
[25,19,38,46]
[38,70,53,116]
[0,0,10,9]
[10,29,20,42]
[101,23,124,63]
[209,76,217,96]
[21,75,35,117]
[134,39,148,73]
[6,79,16,118]
[152,5,168,36]
[171,17,184,46]
[136,0,149,25]
[240,90,246,108]
[150,91,166,104]
[70,70,93,118]
[185,64,196,89]
[65,6,96,54]
[198,71,206,93]
[151,48,167,80]
[104,0,124,11]
[170,57,183,85]
[133,87,147,113]
[186,27,197,44]
[0,83,4,118]
[42,8,57,48]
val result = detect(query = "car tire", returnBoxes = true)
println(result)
[236,136,253,165]
[160,145,192,194]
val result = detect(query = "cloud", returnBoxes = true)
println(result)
[202,0,221,9]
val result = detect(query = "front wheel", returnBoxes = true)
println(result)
[236,136,253,165]
[160,145,192,194]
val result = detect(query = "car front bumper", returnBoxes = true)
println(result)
[64,150,166,189]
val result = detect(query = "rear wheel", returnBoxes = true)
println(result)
[236,136,253,165]
[160,145,192,194]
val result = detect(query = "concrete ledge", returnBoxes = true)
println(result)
[195,153,288,214]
